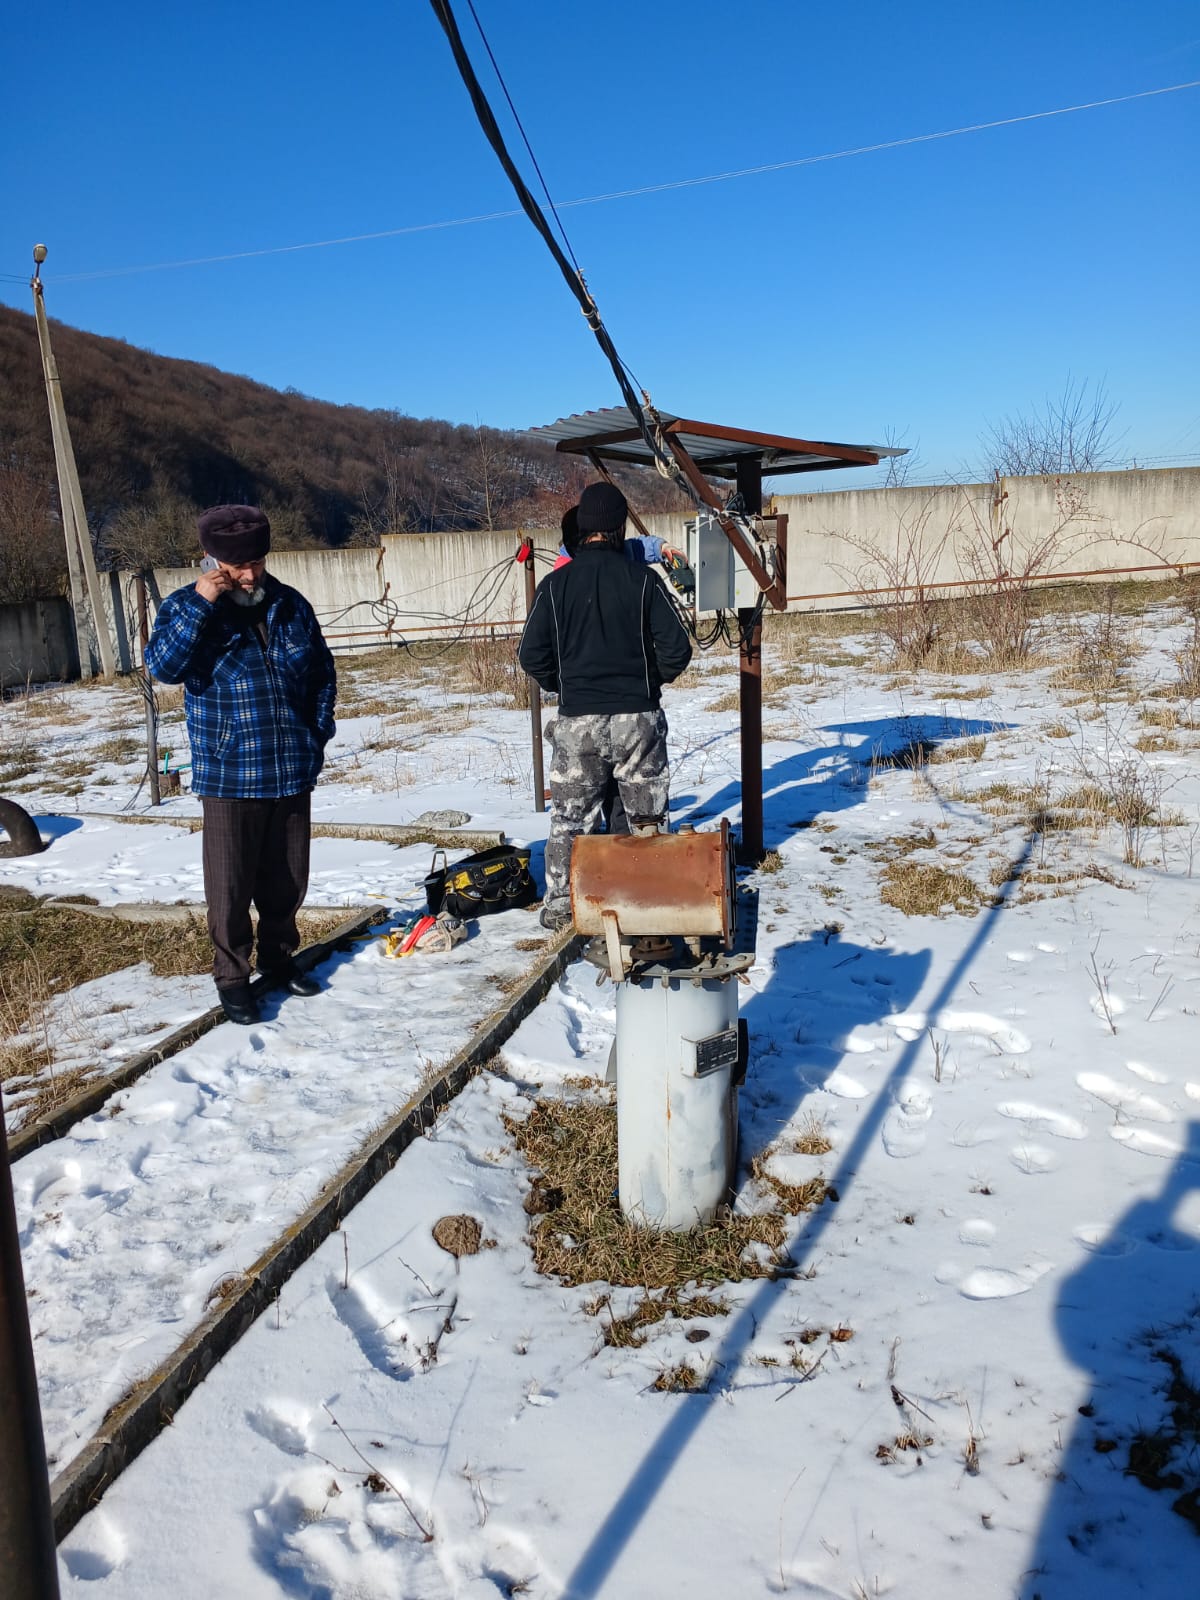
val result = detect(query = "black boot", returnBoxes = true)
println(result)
[261,960,320,998]
[218,981,261,1025]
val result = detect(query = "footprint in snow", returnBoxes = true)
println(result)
[1110,1126,1200,1163]
[995,1102,1087,1139]
[1074,1223,1137,1256]
[958,1218,997,1246]
[59,1513,126,1581]
[1009,1142,1058,1175]
[31,1159,83,1206]
[1088,991,1127,1023]
[824,1070,870,1100]
[888,1009,1031,1055]
[329,1274,417,1380]
[881,1084,932,1158]
[1077,1072,1173,1123]
[247,1399,315,1456]
[1126,1060,1170,1085]
[959,1262,1052,1300]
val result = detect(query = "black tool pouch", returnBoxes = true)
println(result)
[424,844,536,919]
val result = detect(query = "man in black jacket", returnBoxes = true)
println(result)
[518,481,693,930]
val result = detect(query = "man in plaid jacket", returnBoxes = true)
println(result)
[146,505,337,1024]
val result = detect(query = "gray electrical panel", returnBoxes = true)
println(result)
[683,512,773,615]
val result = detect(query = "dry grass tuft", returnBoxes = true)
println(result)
[651,1362,704,1393]
[591,1288,731,1348]
[879,861,986,918]
[792,1112,834,1156]
[505,1095,823,1291]
[93,735,142,765]
[929,735,987,764]
[865,829,936,860]
[705,690,741,714]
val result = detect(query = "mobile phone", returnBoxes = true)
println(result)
[200,555,219,573]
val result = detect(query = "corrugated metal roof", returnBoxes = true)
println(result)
[526,406,904,478]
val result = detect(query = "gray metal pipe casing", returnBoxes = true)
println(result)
[615,973,739,1230]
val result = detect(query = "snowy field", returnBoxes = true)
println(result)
[3,593,1200,1599]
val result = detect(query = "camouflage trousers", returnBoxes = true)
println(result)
[543,710,670,916]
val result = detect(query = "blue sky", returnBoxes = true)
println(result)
[3,0,1198,483]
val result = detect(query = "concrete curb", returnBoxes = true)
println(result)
[67,809,507,852]
[48,925,582,1541]
[7,907,386,1164]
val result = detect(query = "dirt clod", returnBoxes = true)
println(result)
[432,1214,483,1256]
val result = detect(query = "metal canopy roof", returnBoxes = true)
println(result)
[528,406,905,479]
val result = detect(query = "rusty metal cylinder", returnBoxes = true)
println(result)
[569,823,734,943]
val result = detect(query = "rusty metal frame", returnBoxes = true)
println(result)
[545,409,881,863]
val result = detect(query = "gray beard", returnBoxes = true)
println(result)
[230,585,266,607]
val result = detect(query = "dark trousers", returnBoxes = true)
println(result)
[200,793,311,988]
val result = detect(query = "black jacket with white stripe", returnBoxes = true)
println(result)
[517,541,692,716]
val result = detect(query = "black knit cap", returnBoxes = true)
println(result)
[196,504,271,564]
[576,482,627,534]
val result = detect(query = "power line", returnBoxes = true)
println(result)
[43,78,1200,286]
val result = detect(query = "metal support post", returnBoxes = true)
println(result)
[136,575,162,806]
[736,457,765,865]
[521,540,545,811]
[0,1100,63,1599]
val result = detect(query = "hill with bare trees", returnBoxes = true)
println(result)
[0,304,686,601]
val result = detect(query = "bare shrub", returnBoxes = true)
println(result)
[467,633,530,708]
[958,478,1093,665]
[1052,594,1137,698]
[835,494,955,668]
[1173,607,1200,699]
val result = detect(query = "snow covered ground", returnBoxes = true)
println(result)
[4,601,1200,1598]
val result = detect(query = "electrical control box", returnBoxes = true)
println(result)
[683,513,778,615]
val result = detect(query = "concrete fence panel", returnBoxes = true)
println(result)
[0,599,79,690]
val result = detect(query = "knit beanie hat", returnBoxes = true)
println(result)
[576,482,627,534]
[196,505,271,564]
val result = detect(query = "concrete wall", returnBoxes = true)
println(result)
[772,466,1200,610]
[95,462,1200,669]
[0,598,79,689]
[148,530,552,654]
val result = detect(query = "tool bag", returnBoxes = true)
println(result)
[423,844,536,919]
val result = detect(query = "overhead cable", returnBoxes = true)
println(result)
[40,78,1200,285]
[426,0,687,499]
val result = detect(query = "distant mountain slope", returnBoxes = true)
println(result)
[0,304,686,599]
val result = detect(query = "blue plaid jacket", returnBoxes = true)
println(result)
[145,575,337,799]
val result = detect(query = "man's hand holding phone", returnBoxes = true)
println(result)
[197,557,235,604]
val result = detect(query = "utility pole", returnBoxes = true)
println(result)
[1,1098,63,1599]
[30,243,117,679]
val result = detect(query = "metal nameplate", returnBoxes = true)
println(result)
[686,1027,739,1079]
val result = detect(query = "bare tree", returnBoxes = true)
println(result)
[0,455,66,601]
[980,377,1125,478]
[879,425,922,488]
[103,484,200,572]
